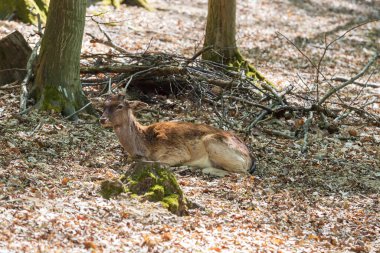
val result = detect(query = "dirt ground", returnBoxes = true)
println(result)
[0,0,379,252]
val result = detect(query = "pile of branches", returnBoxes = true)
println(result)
[80,31,379,153]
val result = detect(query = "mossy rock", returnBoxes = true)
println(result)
[124,162,189,215]
[99,179,125,199]
[99,162,189,216]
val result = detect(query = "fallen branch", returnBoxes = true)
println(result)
[262,129,296,139]
[63,102,92,120]
[187,46,213,63]
[88,17,128,54]
[20,40,41,112]
[223,96,273,112]
[331,76,380,88]
[81,65,187,76]
[0,81,19,90]
[318,53,379,106]
[261,83,285,106]
[86,32,127,54]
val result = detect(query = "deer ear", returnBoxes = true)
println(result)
[127,100,148,111]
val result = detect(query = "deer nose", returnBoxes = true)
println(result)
[99,117,107,125]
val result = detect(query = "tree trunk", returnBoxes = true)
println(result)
[202,0,238,64]
[31,0,94,118]
[0,31,31,85]
[202,0,273,86]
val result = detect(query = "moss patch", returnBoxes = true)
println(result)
[123,162,188,215]
[99,179,125,199]
[99,162,189,215]
[0,0,48,24]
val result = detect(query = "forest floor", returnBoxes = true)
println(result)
[1,0,380,252]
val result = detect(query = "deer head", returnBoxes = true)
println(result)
[99,95,148,128]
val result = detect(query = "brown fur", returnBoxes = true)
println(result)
[100,95,253,175]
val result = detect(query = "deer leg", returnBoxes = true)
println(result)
[202,167,230,177]
[153,148,192,166]
[203,134,250,174]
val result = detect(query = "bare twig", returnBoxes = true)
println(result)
[86,32,127,54]
[262,129,296,139]
[318,53,379,106]
[301,111,314,153]
[0,81,19,90]
[318,19,380,84]
[187,46,213,62]
[20,40,41,112]
[261,83,285,105]
[19,11,43,113]
[63,102,92,120]
[87,17,128,54]
[223,96,272,112]
[248,109,271,130]
[331,76,380,88]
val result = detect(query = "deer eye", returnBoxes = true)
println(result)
[116,104,123,109]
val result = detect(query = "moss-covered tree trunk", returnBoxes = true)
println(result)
[202,0,273,85]
[31,0,94,118]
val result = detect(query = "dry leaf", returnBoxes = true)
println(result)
[83,241,97,250]
[61,177,70,185]
[294,118,305,129]
[271,237,284,245]
[307,234,319,240]
[209,247,222,252]
[161,232,172,241]
[77,215,87,220]
[143,235,157,247]
[348,128,358,137]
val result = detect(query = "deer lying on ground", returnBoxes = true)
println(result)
[100,95,255,177]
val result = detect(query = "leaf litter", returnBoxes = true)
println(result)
[0,0,379,252]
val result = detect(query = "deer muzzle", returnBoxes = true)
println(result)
[99,116,112,128]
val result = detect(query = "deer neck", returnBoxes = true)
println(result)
[113,110,148,157]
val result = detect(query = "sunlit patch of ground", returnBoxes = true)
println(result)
[1,0,379,252]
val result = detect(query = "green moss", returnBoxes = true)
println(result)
[98,163,188,215]
[0,0,48,24]
[39,85,66,112]
[99,180,125,199]
[121,162,189,215]
[102,0,121,8]
[231,51,275,87]
[161,194,180,213]
[124,0,155,11]
[147,185,165,201]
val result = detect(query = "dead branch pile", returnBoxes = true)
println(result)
[80,48,379,153]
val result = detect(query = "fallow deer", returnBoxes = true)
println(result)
[100,95,255,177]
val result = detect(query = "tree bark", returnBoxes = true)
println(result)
[0,31,31,85]
[202,0,238,64]
[31,0,94,118]
[202,0,273,86]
